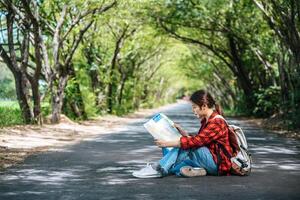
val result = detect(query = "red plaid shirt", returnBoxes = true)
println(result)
[180,111,232,175]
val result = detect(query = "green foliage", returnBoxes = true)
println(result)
[232,92,255,116]
[0,101,23,127]
[75,66,99,118]
[41,102,51,117]
[0,64,16,99]
[254,86,281,117]
[0,0,298,129]
[62,76,90,120]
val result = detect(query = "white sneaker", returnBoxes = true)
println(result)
[132,163,162,178]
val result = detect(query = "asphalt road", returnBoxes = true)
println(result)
[1,102,300,200]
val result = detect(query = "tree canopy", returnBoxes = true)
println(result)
[0,0,299,128]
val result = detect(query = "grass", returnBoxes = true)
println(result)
[0,100,52,127]
[0,100,24,127]
[0,100,20,108]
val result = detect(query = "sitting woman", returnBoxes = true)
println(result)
[133,89,233,178]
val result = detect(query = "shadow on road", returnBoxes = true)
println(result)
[1,102,300,200]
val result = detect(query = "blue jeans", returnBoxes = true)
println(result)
[159,147,218,176]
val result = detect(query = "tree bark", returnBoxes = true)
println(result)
[226,33,255,109]
[68,67,87,119]
[15,72,34,123]
[277,56,289,110]
[0,9,34,123]
[107,26,128,113]
[85,43,103,107]
[118,73,127,105]
[51,73,69,123]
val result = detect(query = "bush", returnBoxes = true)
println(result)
[229,92,254,117]
[0,101,24,127]
[253,86,281,117]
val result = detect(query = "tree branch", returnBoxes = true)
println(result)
[62,0,117,40]
[53,5,67,69]
[159,18,237,74]
[6,10,19,70]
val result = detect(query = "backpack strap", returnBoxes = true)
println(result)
[212,115,234,159]
[212,115,228,125]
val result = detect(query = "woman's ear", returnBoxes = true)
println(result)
[200,104,207,110]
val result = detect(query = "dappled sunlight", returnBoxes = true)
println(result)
[247,137,267,141]
[96,166,133,173]
[0,102,300,199]
[93,138,137,143]
[253,163,300,172]
[0,0,299,198]
[47,148,75,153]
[1,169,77,185]
[1,191,46,196]
[279,164,300,170]
[95,163,150,185]
[128,146,158,154]
[251,146,298,155]
[117,160,154,165]
[98,175,137,185]
[134,193,154,200]
[0,166,94,187]
[252,158,300,172]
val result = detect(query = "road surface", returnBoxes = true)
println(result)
[1,102,300,200]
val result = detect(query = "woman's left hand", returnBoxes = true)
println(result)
[155,139,181,148]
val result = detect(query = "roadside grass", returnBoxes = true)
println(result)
[0,100,52,127]
[0,100,23,127]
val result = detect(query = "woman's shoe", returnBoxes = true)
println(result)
[180,166,207,177]
[132,163,162,178]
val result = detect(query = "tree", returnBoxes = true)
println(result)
[20,0,116,123]
[0,0,41,123]
[252,0,300,126]
[79,0,171,115]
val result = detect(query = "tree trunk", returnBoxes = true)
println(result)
[252,48,277,86]
[155,77,164,101]
[107,81,114,114]
[277,58,289,110]
[107,26,129,113]
[67,68,87,119]
[14,72,34,123]
[118,73,127,105]
[89,69,103,106]
[51,74,69,123]
[31,80,42,123]
[0,10,34,124]
[227,34,255,109]
[212,63,236,100]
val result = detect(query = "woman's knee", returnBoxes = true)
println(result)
[196,147,210,156]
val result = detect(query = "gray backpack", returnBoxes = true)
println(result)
[213,115,252,176]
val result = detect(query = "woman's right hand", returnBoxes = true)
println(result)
[173,123,189,136]
[173,123,182,130]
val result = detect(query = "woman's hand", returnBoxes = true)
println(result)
[155,139,181,148]
[173,123,189,136]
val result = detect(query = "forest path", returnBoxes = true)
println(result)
[0,102,299,200]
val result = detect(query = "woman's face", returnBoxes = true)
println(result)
[191,102,206,119]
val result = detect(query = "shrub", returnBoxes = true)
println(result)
[0,101,23,127]
[253,86,281,117]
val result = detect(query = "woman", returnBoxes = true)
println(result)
[132,90,233,178]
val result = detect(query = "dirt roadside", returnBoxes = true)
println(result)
[235,117,300,140]
[0,101,185,170]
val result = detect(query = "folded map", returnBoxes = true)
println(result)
[143,113,181,141]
